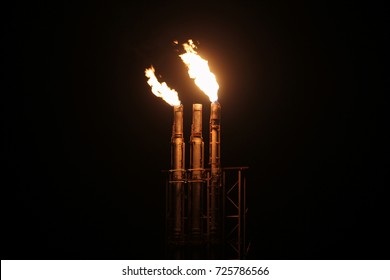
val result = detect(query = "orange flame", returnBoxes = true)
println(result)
[145,66,181,106]
[179,40,219,103]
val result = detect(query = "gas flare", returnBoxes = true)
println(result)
[179,40,219,103]
[145,66,181,106]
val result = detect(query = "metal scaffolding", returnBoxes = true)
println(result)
[223,167,250,259]
[163,166,249,259]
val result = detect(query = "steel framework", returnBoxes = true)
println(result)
[163,166,249,259]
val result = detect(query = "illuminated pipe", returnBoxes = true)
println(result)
[209,101,221,239]
[171,105,185,240]
[190,104,204,240]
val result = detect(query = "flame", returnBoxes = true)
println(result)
[179,40,219,103]
[145,66,181,106]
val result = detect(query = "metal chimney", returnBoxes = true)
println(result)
[171,105,185,241]
[209,101,221,240]
[189,104,204,241]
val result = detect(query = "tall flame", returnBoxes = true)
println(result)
[179,40,219,103]
[145,66,181,106]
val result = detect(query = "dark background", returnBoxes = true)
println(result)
[2,1,388,259]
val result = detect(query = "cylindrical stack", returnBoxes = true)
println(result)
[209,102,221,241]
[171,105,185,241]
[190,104,204,241]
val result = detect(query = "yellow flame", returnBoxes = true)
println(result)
[179,40,219,102]
[145,66,181,106]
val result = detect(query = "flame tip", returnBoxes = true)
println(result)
[145,66,181,106]
[179,41,219,102]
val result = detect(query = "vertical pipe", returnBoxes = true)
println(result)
[206,171,210,238]
[190,104,204,241]
[243,171,246,257]
[171,105,185,241]
[165,172,169,256]
[222,169,226,244]
[209,102,221,241]
[238,169,241,259]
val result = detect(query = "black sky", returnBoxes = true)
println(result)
[2,1,388,260]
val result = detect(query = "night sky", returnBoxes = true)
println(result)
[3,1,388,260]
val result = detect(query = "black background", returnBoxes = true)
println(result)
[2,1,388,259]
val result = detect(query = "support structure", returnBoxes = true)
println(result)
[223,167,250,259]
[164,167,249,259]
[164,103,249,259]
